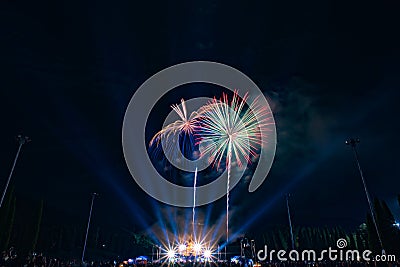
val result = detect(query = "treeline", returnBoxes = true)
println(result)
[0,189,151,260]
[34,224,151,260]
[1,189,399,260]
[0,188,43,254]
[251,198,400,256]
[257,224,368,251]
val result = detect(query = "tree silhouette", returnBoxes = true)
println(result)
[0,187,16,250]
[32,200,43,252]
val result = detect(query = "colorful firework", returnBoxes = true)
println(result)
[149,98,199,148]
[148,92,273,248]
[149,99,200,238]
[148,98,202,173]
[196,91,273,244]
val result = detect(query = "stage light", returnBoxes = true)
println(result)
[193,243,202,253]
[393,222,400,228]
[167,249,175,259]
[178,244,186,252]
[203,249,212,258]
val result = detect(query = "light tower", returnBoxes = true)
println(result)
[346,138,384,254]
[82,192,99,263]
[0,134,31,208]
[286,194,295,250]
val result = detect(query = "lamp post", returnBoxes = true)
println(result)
[225,245,227,262]
[0,134,31,209]
[250,240,256,261]
[82,193,98,263]
[240,238,244,258]
[346,138,384,254]
[286,194,295,250]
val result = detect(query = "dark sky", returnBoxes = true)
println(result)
[0,0,399,238]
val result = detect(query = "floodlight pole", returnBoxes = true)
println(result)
[286,194,295,250]
[225,246,227,262]
[250,240,256,261]
[155,245,161,262]
[0,135,30,209]
[240,238,243,257]
[82,193,98,263]
[346,138,385,254]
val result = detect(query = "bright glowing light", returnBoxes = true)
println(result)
[193,243,202,253]
[203,249,212,258]
[178,244,187,252]
[393,222,400,228]
[167,249,175,258]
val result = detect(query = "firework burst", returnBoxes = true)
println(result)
[149,99,201,238]
[196,91,273,244]
[149,98,203,171]
[149,99,199,148]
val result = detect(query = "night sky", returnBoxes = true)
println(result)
[1,0,399,238]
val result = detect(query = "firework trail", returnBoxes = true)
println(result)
[196,91,273,245]
[193,167,197,240]
[149,99,200,242]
